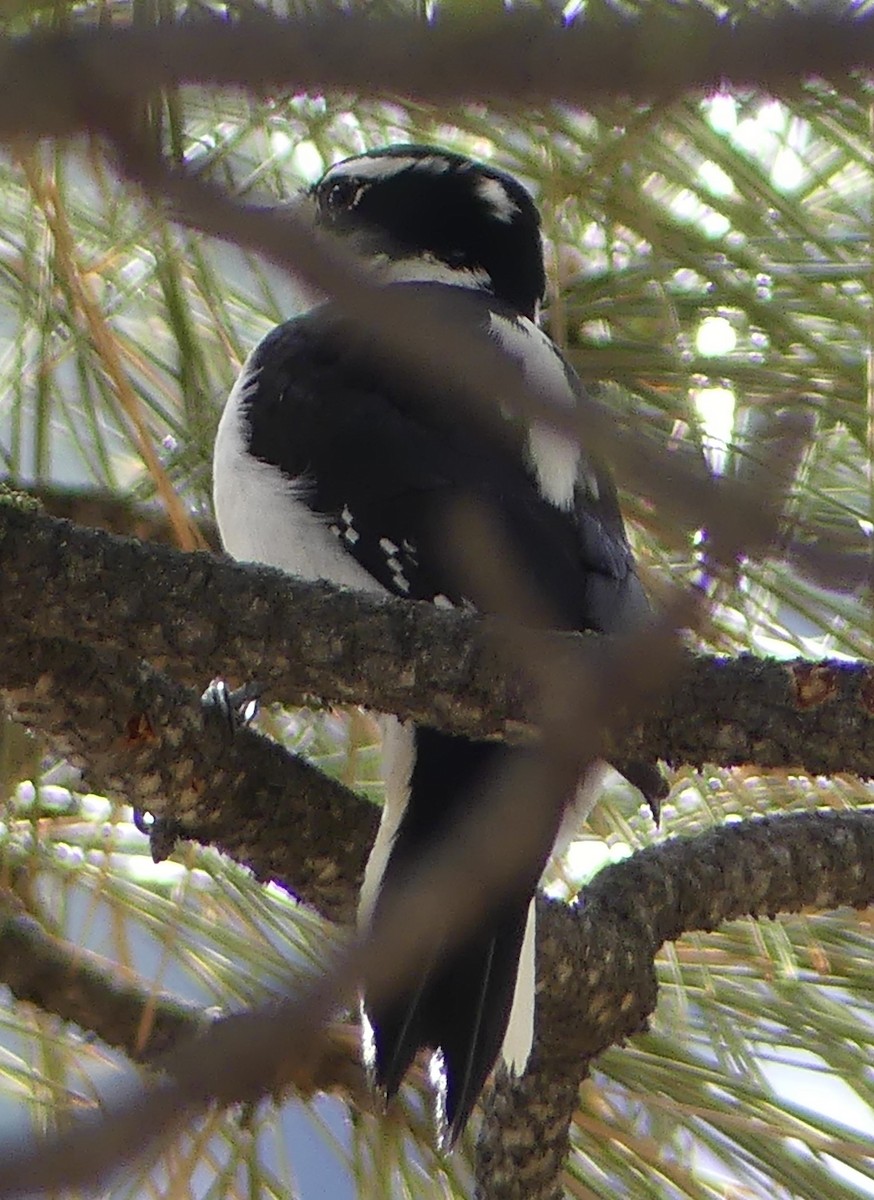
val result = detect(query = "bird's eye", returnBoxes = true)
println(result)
[323,177,361,212]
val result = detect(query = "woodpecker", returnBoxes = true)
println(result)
[213,144,651,1144]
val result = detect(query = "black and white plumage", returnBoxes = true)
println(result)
[213,145,649,1143]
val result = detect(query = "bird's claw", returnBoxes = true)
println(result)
[201,678,262,735]
[132,680,262,864]
[133,806,185,864]
[616,759,669,827]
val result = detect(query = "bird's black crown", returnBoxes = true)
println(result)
[311,144,545,319]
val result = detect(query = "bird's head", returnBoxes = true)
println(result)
[308,145,545,320]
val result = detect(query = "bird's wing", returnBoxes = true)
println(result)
[233,285,642,633]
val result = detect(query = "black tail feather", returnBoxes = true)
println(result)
[368,897,531,1142]
[364,727,540,1142]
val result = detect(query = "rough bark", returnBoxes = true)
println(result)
[3,503,874,785]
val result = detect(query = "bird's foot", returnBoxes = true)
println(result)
[201,678,262,734]
[132,806,186,864]
[133,680,262,863]
[618,758,669,826]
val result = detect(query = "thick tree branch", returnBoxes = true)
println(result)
[478,809,874,1199]
[3,503,874,789]
[477,1062,582,1200]
[3,486,873,1194]
[0,473,867,1189]
[0,572,668,1198]
[3,500,874,1193]
[0,633,375,924]
[0,10,873,143]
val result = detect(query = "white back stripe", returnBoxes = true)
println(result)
[380,255,491,291]
[526,423,580,511]
[325,154,452,183]
[476,176,519,223]
[489,312,583,513]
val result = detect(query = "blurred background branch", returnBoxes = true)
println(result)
[3,9,874,135]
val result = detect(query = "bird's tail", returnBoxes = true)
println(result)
[362,727,542,1144]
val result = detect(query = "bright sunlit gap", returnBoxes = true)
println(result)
[704,93,811,194]
[695,316,737,358]
[691,385,736,476]
[290,139,325,182]
[561,0,586,22]
[698,160,735,198]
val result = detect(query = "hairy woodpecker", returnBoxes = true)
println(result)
[213,145,651,1144]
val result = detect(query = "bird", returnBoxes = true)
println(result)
[212,144,652,1145]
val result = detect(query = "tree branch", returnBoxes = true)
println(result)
[477,808,874,1198]
[0,10,873,142]
[0,804,871,1199]
[0,896,200,1060]
[0,890,367,1099]
[3,496,874,1192]
[0,632,375,925]
[0,484,869,1190]
[3,502,874,795]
